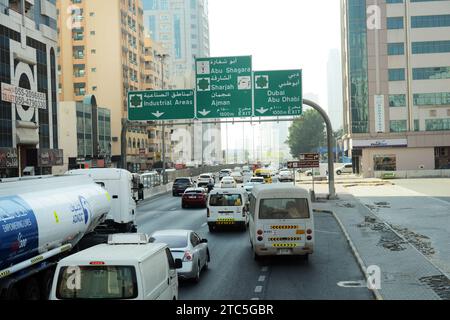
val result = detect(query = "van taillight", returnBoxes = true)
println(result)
[257,236,263,242]
[90,261,105,265]
[307,229,312,235]
[183,251,193,262]
[257,229,263,235]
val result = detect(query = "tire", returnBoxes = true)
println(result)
[173,192,177,197]
[253,251,260,261]
[336,171,342,176]
[301,254,309,261]
[182,203,187,209]
[21,278,40,300]
[40,269,55,300]
[193,262,201,283]
[203,252,210,271]
[5,285,20,300]
[208,225,215,233]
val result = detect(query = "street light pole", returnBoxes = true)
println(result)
[156,53,169,184]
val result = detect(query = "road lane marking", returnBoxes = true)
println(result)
[201,222,207,227]
[254,286,263,293]
[251,298,260,300]
[258,276,266,282]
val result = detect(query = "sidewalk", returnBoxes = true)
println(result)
[310,183,449,300]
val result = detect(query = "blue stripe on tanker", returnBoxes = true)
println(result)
[0,196,39,270]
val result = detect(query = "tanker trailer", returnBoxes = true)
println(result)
[0,175,111,300]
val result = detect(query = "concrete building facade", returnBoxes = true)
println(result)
[57,0,173,172]
[341,0,450,177]
[0,0,61,177]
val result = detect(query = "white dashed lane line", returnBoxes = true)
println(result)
[254,286,263,293]
[258,276,266,282]
[201,222,207,227]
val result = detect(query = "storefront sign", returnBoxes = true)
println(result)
[0,148,18,168]
[1,83,47,109]
[38,149,63,167]
[352,139,407,148]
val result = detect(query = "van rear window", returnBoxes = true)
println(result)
[258,198,310,219]
[209,194,243,207]
[56,266,137,300]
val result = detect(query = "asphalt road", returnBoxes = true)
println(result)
[136,187,373,300]
[393,178,450,203]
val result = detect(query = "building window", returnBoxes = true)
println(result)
[413,92,450,106]
[388,68,405,81]
[414,119,420,132]
[389,94,406,107]
[412,14,450,28]
[387,17,404,29]
[390,120,407,132]
[413,67,450,80]
[374,155,397,171]
[388,43,404,55]
[425,119,450,131]
[412,41,450,54]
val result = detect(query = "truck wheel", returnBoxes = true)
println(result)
[253,251,260,261]
[21,278,40,300]
[208,225,215,233]
[5,285,20,300]
[40,269,55,299]
[336,171,342,175]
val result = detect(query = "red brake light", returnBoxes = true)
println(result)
[183,251,193,262]
[257,229,263,235]
[307,229,312,235]
[90,261,105,265]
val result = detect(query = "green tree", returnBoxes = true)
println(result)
[286,109,325,158]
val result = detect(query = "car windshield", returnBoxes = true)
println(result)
[200,175,210,179]
[56,266,137,300]
[209,194,243,206]
[259,198,310,219]
[151,235,187,248]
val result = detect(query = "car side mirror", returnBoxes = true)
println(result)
[174,258,183,269]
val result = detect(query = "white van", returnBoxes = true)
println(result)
[207,188,249,232]
[248,185,314,260]
[50,234,182,300]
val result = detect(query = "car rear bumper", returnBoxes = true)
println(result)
[254,244,313,256]
[183,199,206,206]
[178,261,196,279]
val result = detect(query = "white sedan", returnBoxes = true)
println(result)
[220,176,237,188]
[150,230,210,283]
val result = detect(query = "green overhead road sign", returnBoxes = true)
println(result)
[196,56,252,119]
[254,70,302,117]
[127,89,195,121]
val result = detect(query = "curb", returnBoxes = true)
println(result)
[315,208,384,300]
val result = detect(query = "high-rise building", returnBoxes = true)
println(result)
[341,0,450,177]
[327,48,343,131]
[57,0,172,172]
[143,0,222,166]
[0,0,62,177]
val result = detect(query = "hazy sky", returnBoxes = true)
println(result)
[208,0,342,150]
[208,0,342,106]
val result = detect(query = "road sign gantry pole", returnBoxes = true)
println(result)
[303,99,336,199]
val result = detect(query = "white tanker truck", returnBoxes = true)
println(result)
[0,171,141,300]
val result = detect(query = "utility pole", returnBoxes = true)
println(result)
[156,53,169,184]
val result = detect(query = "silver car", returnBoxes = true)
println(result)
[150,230,210,283]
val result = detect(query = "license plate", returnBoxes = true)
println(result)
[278,249,292,255]
[189,196,196,199]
